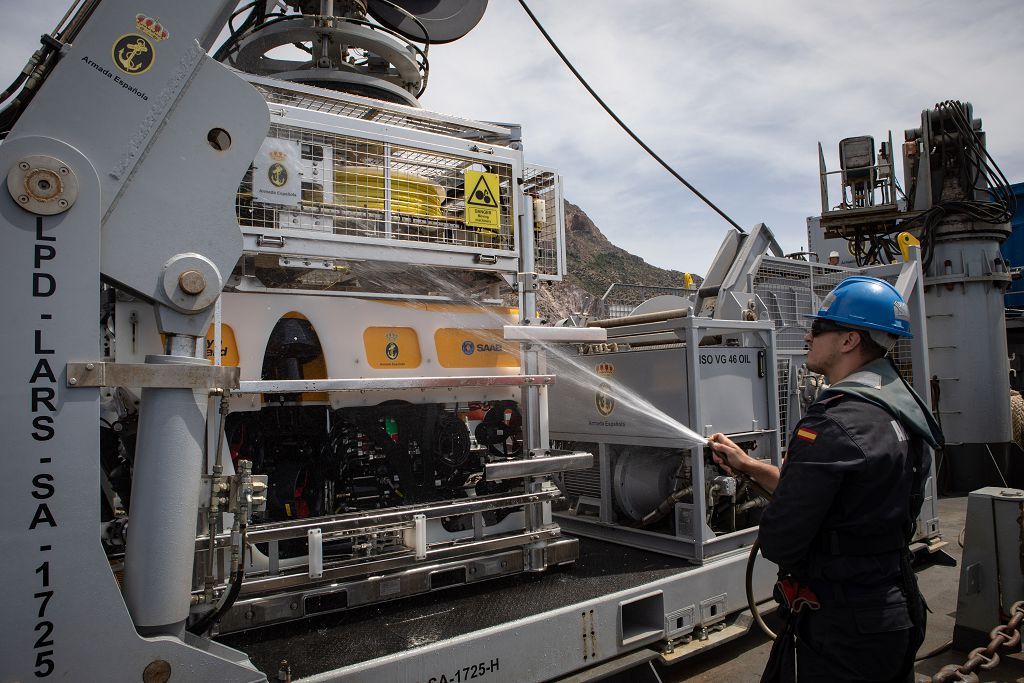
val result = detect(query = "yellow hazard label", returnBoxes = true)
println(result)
[464,170,501,234]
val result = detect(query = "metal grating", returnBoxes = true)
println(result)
[238,123,515,252]
[562,463,601,500]
[522,166,564,279]
[754,257,846,351]
[777,356,791,449]
[887,318,914,380]
[559,441,601,500]
[598,284,694,319]
[253,82,509,142]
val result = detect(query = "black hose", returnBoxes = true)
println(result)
[187,566,244,636]
[187,522,248,636]
[914,638,953,662]
[746,538,776,640]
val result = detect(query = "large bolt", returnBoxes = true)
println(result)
[26,169,61,200]
[142,660,172,683]
[178,269,206,296]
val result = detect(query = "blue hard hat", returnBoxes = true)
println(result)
[806,276,913,338]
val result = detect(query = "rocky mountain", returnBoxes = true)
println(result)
[535,200,701,322]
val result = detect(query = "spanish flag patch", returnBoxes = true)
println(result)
[796,428,818,442]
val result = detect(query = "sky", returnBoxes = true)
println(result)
[2,0,1022,277]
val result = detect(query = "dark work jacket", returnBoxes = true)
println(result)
[758,359,939,592]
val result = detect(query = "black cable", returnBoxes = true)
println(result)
[847,100,1013,269]
[914,638,953,662]
[516,0,746,235]
[187,567,244,636]
[187,522,248,636]
[0,71,29,108]
[0,34,62,137]
[746,539,776,640]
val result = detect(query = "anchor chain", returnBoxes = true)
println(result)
[927,601,1024,683]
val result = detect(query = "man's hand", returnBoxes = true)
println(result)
[709,432,780,494]
[708,432,754,475]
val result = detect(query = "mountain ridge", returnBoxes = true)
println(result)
[536,199,701,321]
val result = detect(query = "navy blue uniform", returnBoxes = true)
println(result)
[759,392,920,682]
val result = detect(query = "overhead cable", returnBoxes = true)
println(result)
[517,0,746,234]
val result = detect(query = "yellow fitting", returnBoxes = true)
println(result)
[897,232,920,262]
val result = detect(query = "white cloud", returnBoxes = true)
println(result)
[3,0,1021,276]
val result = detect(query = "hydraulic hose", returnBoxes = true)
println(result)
[187,566,244,636]
[739,470,776,640]
[746,538,776,640]
[187,521,248,636]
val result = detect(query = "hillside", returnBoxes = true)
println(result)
[536,200,700,321]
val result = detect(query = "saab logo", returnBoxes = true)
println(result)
[476,343,502,352]
[821,292,835,311]
[893,300,909,321]
[461,340,475,355]
[595,362,615,416]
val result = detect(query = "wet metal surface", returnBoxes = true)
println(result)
[221,496,1024,682]
[219,538,694,679]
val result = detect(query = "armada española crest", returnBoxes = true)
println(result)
[385,331,400,361]
[595,363,615,416]
[268,149,288,188]
[112,15,168,76]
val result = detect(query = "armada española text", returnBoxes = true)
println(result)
[81,56,149,101]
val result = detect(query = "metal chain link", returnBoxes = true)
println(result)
[928,601,1024,683]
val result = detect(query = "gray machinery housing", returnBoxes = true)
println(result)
[952,487,1024,650]
[816,101,1015,491]
[549,313,781,561]
[552,223,941,559]
[0,1,594,680]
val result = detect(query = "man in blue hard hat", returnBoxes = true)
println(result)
[710,276,943,682]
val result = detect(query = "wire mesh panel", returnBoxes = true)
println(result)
[522,166,565,280]
[754,257,846,350]
[777,356,791,449]
[237,123,516,253]
[877,274,914,381]
[598,284,694,319]
[253,81,509,142]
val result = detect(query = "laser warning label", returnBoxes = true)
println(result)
[464,170,501,234]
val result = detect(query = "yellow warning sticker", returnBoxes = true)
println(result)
[464,170,501,234]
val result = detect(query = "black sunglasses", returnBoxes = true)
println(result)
[809,318,848,337]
